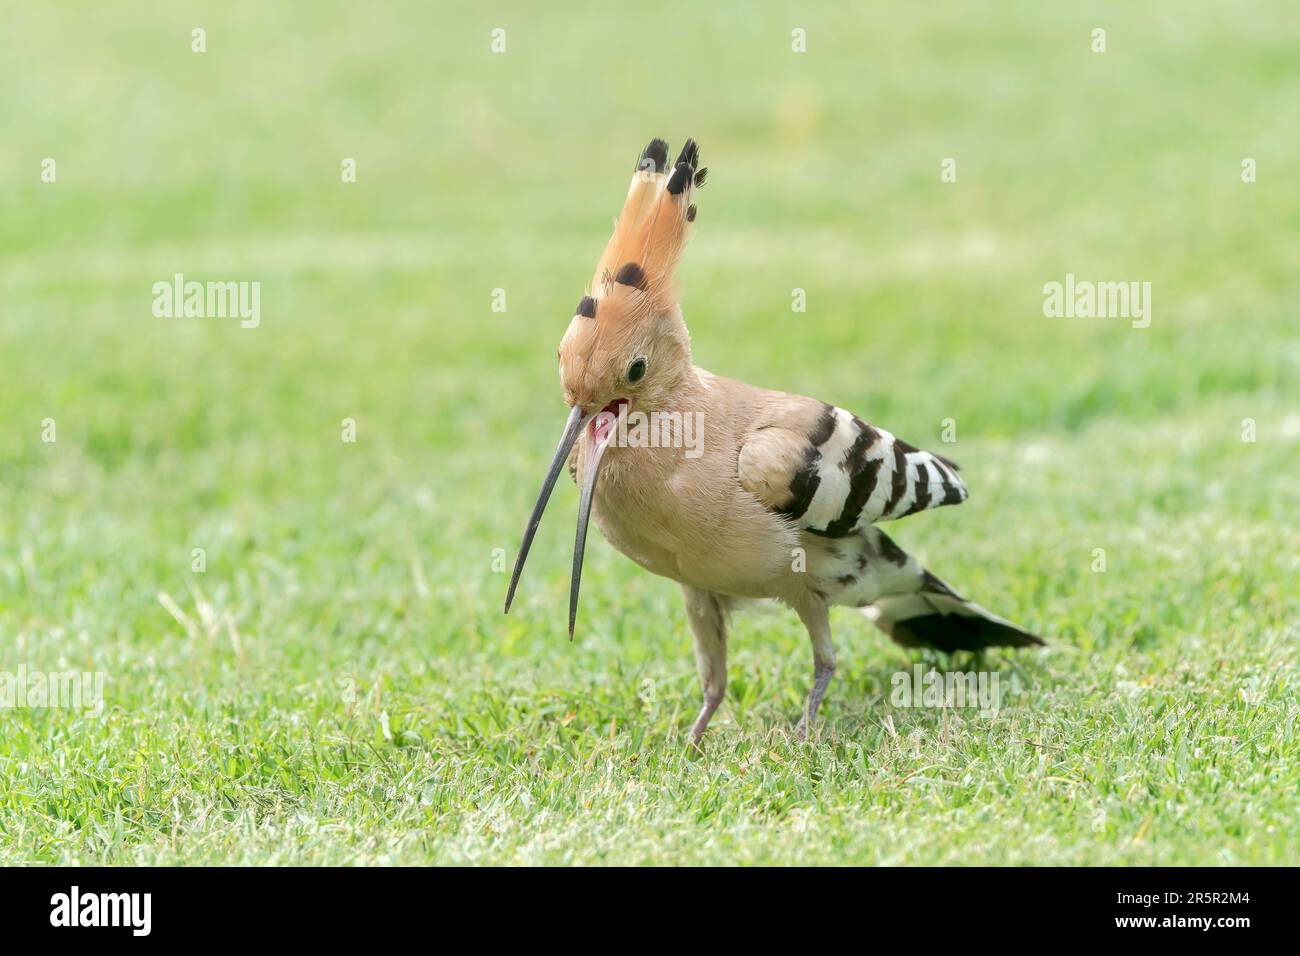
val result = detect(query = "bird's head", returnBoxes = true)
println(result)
[506,137,707,636]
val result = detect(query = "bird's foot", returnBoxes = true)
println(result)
[794,662,835,741]
[794,710,820,741]
[687,695,722,749]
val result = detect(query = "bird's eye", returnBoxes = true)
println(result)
[627,357,647,383]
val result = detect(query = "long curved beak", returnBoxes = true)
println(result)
[503,403,619,641]
[503,404,588,616]
[568,408,616,639]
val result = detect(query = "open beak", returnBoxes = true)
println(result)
[569,404,619,639]
[503,402,621,640]
[503,404,588,617]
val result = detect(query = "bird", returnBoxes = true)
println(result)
[504,137,1043,745]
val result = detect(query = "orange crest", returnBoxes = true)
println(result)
[557,138,707,410]
[586,138,706,324]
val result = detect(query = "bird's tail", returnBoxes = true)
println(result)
[858,531,1044,653]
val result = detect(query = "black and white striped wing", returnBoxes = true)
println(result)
[739,404,967,537]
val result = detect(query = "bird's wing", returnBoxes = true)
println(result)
[738,401,967,537]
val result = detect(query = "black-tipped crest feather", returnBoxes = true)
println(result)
[638,138,669,174]
[614,262,647,289]
[666,163,693,195]
[675,138,699,169]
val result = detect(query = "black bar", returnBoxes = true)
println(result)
[0,866,1286,942]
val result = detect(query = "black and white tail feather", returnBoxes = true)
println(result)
[803,525,1044,653]
[858,531,1043,652]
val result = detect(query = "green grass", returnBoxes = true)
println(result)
[1,1,1297,865]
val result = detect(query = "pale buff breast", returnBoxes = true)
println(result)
[587,429,799,599]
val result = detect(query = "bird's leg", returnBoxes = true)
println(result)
[682,586,727,747]
[794,602,836,739]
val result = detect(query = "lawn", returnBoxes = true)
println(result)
[0,1,1296,865]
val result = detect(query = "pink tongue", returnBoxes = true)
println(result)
[591,400,625,444]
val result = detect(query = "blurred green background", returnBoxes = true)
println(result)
[0,2,1295,864]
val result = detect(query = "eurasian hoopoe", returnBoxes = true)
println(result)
[505,137,1043,744]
